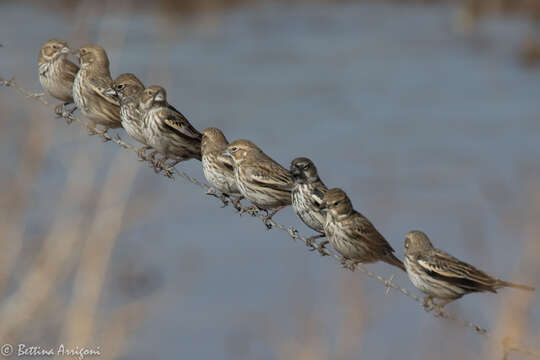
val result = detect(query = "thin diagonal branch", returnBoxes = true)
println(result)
[2,76,539,359]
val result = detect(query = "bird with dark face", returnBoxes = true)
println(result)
[104,73,149,158]
[321,188,405,271]
[290,157,328,248]
[220,139,292,228]
[201,128,243,208]
[404,230,534,308]
[38,39,79,114]
[139,85,202,170]
[73,44,121,130]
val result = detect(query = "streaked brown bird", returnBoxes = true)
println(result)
[139,85,202,169]
[38,39,79,114]
[290,157,328,247]
[220,139,292,227]
[73,44,121,130]
[201,128,243,208]
[404,230,534,308]
[321,188,405,271]
[105,73,149,158]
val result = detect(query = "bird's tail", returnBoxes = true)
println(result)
[383,253,406,272]
[497,279,535,292]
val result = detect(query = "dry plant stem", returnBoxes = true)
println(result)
[0,149,101,343]
[2,77,540,360]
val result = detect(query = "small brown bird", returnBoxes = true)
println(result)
[404,230,534,308]
[320,188,405,271]
[220,139,292,227]
[105,73,149,157]
[38,39,79,114]
[139,85,202,169]
[290,157,328,247]
[201,128,243,208]
[73,44,121,130]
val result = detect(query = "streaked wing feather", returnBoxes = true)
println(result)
[88,77,120,106]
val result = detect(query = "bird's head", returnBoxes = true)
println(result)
[290,157,319,184]
[76,44,109,68]
[139,85,167,110]
[39,39,71,63]
[404,230,434,255]
[109,73,145,101]
[220,139,260,166]
[320,188,353,218]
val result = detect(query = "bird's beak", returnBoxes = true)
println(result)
[103,88,117,97]
[290,168,300,177]
[220,149,232,159]
[320,201,328,210]
[60,46,71,54]
[155,92,165,102]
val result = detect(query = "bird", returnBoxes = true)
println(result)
[320,188,405,271]
[38,39,79,115]
[139,85,202,170]
[105,73,149,158]
[220,139,292,228]
[290,157,328,248]
[404,230,534,308]
[72,44,121,131]
[201,128,243,209]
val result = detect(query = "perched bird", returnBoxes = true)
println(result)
[220,139,292,227]
[38,39,79,115]
[73,44,121,130]
[404,230,534,308]
[105,73,149,157]
[139,85,202,169]
[320,188,405,271]
[290,157,328,247]
[201,128,243,208]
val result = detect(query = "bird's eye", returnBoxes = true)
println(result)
[117,84,125,90]
[230,146,239,153]
[303,164,310,170]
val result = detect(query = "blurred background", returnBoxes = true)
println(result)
[1,0,540,359]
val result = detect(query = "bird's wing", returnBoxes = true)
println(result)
[60,59,79,83]
[347,212,395,254]
[88,77,120,106]
[162,107,202,140]
[247,162,292,193]
[310,183,327,209]
[417,251,497,292]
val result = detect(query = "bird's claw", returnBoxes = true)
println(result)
[316,240,329,256]
[206,188,229,207]
[136,146,151,161]
[230,196,243,212]
[341,259,357,271]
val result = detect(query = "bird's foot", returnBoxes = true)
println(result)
[422,296,437,312]
[230,196,244,212]
[87,124,98,136]
[240,205,260,217]
[54,103,65,117]
[315,240,330,256]
[136,146,152,161]
[153,156,168,173]
[341,259,357,271]
[306,234,325,251]
[206,188,229,207]
[262,206,286,230]
[62,105,77,124]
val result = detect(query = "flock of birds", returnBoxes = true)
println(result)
[38,38,535,310]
